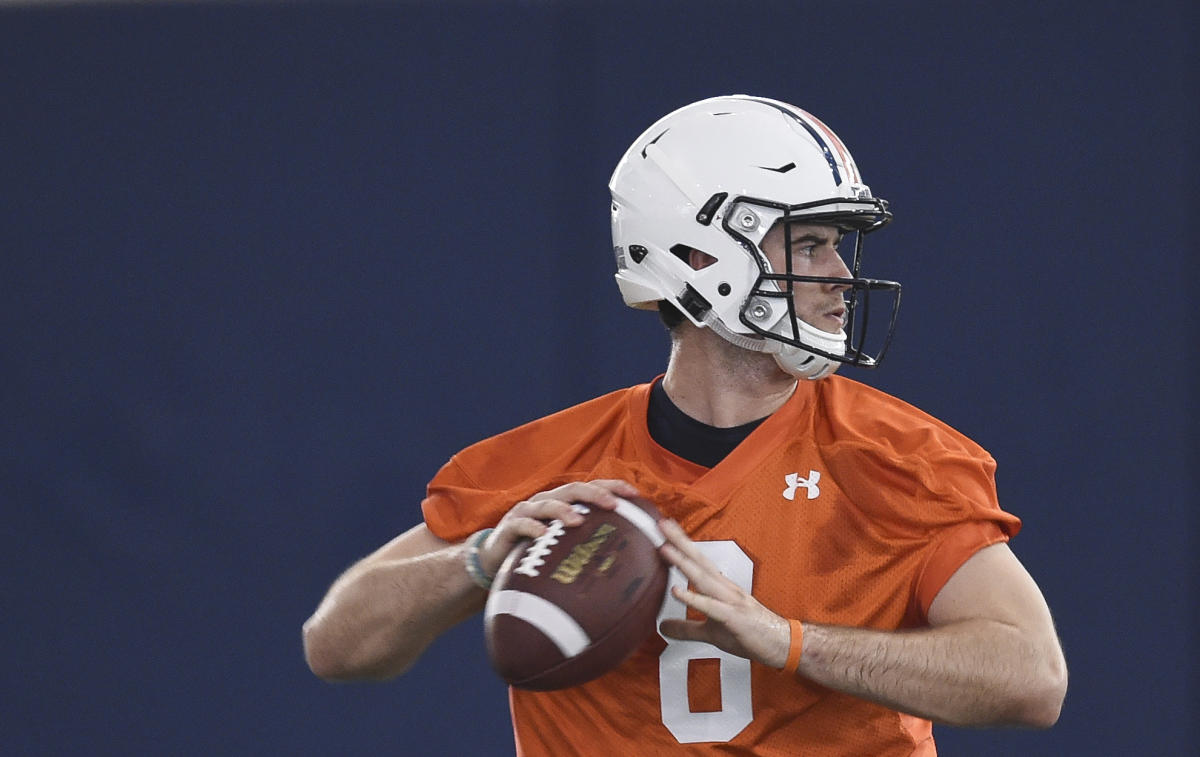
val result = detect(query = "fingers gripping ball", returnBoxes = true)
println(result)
[483,495,668,691]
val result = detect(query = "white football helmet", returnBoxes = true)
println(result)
[609,95,901,380]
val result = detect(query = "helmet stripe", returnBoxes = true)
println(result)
[738,96,843,186]
[799,109,860,185]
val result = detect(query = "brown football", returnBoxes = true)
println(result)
[483,495,668,691]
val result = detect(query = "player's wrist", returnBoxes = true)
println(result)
[782,619,804,674]
[464,528,496,590]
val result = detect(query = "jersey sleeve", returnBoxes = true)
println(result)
[421,455,519,543]
[818,380,1022,621]
[911,519,1011,620]
[421,387,638,543]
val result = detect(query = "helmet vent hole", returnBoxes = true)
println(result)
[668,244,691,262]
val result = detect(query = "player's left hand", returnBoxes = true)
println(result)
[656,519,791,669]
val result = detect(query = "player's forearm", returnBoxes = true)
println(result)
[795,618,1067,728]
[303,547,484,681]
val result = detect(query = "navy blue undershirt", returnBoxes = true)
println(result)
[646,379,768,469]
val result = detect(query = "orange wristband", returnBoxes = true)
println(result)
[783,619,804,674]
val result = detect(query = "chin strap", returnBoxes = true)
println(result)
[702,313,843,381]
[773,344,840,381]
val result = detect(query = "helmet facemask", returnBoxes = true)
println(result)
[718,197,901,379]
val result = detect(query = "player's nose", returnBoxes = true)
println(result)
[826,253,853,288]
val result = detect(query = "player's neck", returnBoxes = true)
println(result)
[661,325,798,428]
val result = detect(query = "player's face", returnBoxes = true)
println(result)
[759,222,852,335]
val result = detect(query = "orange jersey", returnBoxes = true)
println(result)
[422,376,1020,756]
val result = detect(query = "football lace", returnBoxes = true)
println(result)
[511,504,591,579]
[513,520,564,578]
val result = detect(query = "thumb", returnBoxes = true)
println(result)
[658,618,705,642]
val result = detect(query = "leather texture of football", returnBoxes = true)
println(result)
[483,495,668,691]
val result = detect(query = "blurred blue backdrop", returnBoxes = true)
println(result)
[1,1,1195,754]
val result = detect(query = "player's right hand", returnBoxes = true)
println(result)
[478,479,639,577]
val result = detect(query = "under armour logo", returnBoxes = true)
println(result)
[783,470,821,501]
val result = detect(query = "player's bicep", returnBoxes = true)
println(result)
[926,542,1055,635]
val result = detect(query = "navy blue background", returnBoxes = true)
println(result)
[2,1,1195,754]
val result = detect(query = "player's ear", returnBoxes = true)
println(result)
[671,245,717,271]
[690,249,717,270]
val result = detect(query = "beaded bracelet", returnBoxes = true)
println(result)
[464,528,496,590]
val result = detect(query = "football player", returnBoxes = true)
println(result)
[304,95,1067,755]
